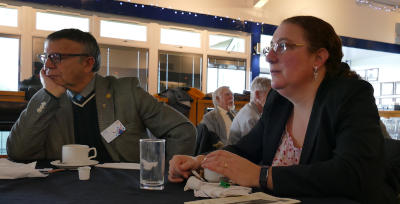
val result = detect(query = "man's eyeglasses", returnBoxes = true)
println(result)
[262,41,305,56]
[38,53,90,65]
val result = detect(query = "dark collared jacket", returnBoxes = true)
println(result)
[225,75,397,204]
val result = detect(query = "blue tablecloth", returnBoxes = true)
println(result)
[0,161,359,204]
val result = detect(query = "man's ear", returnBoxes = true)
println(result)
[83,56,95,73]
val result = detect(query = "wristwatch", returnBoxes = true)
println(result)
[259,166,269,191]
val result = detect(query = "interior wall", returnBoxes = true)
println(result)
[127,0,400,44]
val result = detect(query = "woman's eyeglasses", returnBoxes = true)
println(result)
[262,42,304,56]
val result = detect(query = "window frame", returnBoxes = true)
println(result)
[206,30,250,92]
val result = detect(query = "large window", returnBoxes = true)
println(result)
[99,45,149,90]
[0,35,19,91]
[207,56,246,93]
[160,28,201,48]
[100,20,147,42]
[158,51,202,92]
[36,12,89,32]
[344,46,400,109]
[0,7,18,27]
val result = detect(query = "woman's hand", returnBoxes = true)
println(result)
[201,150,261,187]
[168,155,204,183]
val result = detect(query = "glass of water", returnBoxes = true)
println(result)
[140,139,165,190]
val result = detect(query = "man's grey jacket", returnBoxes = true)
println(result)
[7,74,196,162]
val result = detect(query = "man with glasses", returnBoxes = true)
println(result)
[7,28,195,163]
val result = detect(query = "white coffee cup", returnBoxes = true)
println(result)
[204,168,224,183]
[62,144,97,164]
[78,166,91,180]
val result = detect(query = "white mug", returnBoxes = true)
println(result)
[62,144,97,164]
[204,168,224,183]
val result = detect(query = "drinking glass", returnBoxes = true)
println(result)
[140,139,165,190]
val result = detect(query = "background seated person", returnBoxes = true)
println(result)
[7,28,195,163]
[228,77,271,145]
[168,16,397,204]
[200,86,235,145]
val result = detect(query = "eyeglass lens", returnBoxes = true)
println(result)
[39,53,61,64]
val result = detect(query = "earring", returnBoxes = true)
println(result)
[313,66,318,81]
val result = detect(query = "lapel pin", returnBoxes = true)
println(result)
[106,93,111,99]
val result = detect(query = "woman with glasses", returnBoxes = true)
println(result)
[168,16,397,203]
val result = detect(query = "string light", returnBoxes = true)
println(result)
[116,1,264,27]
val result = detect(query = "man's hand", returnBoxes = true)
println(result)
[40,68,66,98]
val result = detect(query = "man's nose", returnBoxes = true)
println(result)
[45,59,56,69]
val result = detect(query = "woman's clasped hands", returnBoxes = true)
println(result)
[168,150,261,188]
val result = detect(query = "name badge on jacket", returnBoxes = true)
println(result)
[101,120,126,143]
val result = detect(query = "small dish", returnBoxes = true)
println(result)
[50,160,99,169]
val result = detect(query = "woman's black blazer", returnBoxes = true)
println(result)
[225,76,397,204]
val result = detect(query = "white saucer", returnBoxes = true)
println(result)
[50,160,99,169]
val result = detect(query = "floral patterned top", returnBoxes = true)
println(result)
[272,125,303,166]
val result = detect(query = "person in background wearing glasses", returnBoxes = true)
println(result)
[168,16,397,203]
[7,28,196,163]
[228,76,271,145]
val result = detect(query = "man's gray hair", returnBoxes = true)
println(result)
[250,77,271,102]
[212,86,230,107]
